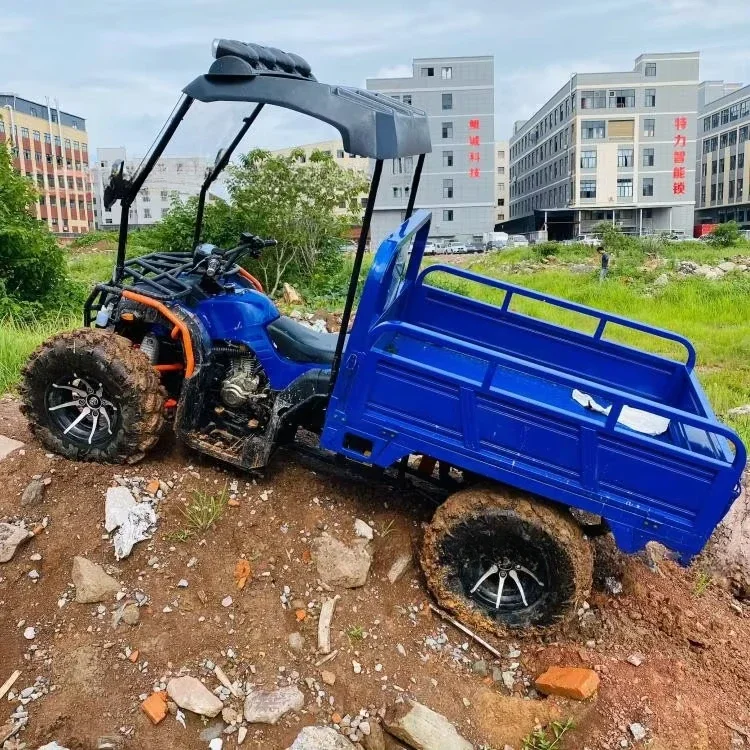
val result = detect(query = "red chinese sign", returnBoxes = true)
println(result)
[673,116,687,195]
[468,118,480,178]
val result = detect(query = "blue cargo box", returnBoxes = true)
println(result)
[321,211,745,561]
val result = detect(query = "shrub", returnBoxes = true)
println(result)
[708,221,741,247]
[532,242,560,259]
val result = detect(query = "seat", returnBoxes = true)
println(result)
[266,316,343,365]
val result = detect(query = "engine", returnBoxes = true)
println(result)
[220,355,266,408]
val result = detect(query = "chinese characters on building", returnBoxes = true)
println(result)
[673,116,688,195]
[469,119,480,178]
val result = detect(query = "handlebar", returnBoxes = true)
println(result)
[193,234,277,278]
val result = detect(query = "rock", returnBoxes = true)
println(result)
[653,273,669,287]
[472,660,488,676]
[384,700,473,750]
[354,519,374,540]
[678,260,699,273]
[38,744,71,750]
[222,596,233,607]
[288,632,305,652]
[534,666,600,700]
[719,261,737,272]
[222,706,241,725]
[361,721,387,750]
[605,576,623,595]
[243,685,304,724]
[23,626,36,639]
[728,404,750,417]
[0,721,21,746]
[209,740,223,750]
[237,726,248,745]
[627,653,644,667]
[630,723,647,741]
[321,670,336,686]
[501,671,515,691]
[283,283,304,305]
[387,553,413,584]
[21,478,45,506]
[0,523,31,563]
[0,435,23,461]
[167,676,224,718]
[121,603,140,626]
[96,736,125,750]
[72,556,120,604]
[312,533,372,588]
[199,719,226,741]
[289,726,357,749]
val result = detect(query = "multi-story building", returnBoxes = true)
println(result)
[92,147,210,229]
[0,94,93,235]
[694,81,750,230]
[507,53,699,239]
[366,55,495,246]
[495,140,508,224]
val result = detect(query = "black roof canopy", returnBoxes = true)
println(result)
[182,39,432,160]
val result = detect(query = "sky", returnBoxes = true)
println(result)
[2,0,750,162]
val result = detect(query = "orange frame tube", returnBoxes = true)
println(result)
[237,267,264,292]
[121,290,196,377]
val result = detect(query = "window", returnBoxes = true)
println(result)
[645,63,657,77]
[443,209,454,221]
[441,122,453,139]
[57,175,64,187]
[617,178,633,197]
[712,113,720,128]
[32,130,40,141]
[729,180,735,200]
[54,135,61,146]
[390,95,400,102]
[497,166,505,174]
[580,149,597,168]
[159,190,169,201]
[701,184,706,203]
[20,127,29,138]
[23,149,31,160]
[729,130,737,146]
[581,90,606,109]
[720,132,728,148]
[442,150,453,167]
[442,93,453,110]
[617,147,634,167]
[730,155,737,170]
[718,183,724,201]
[336,149,344,159]
[580,179,596,198]
[392,158,403,174]
[81,143,87,153]
[105,218,113,225]
[739,178,744,198]
[0,120,4,135]
[642,177,654,196]
[420,67,434,77]
[644,88,656,107]
[443,179,454,199]
[704,116,711,132]
[712,160,718,175]
[642,147,655,166]
[144,208,152,219]
[441,67,452,79]
[402,94,412,105]
[498,150,505,159]
[582,120,605,139]
[719,157,725,173]
[609,89,635,108]
[721,108,729,124]
[711,184,717,201]
[392,187,402,198]
[730,104,740,121]
[740,153,745,169]
[44,132,51,144]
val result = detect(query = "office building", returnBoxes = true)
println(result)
[495,140,508,224]
[92,147,210,229]
[507,53,699,238]
[0,94,93,235]
[367,55,495,246]
[694,81,750,229]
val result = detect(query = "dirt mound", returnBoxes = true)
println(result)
[1,396,749,749]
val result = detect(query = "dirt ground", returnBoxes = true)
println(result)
[1,395,750,750]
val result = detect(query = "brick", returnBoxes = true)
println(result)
[141,691,168,724]
[534,666,600,700]
[145,480,160,496]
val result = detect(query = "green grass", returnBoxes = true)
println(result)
[168,486,229,541]
[522,719,575,750]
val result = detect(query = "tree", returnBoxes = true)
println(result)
[0,129,65,304]
[227,148,367,295]
[708,220,741,247]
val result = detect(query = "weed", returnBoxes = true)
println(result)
[170,485,229,540]
[694,571,712,596]
[346,625,364,641]
[522,718,575,750]
[379,519,396,539]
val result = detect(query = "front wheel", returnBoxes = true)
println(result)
[421,486,592,635]
[20,328,166,463]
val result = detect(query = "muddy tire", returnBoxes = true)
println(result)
[421,485,592,636]
[20,328,165,464]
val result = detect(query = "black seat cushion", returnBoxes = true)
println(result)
[267,316,343,365]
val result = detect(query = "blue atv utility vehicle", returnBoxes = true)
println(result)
[22,40,745,635]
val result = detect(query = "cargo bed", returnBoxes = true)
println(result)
[322,212,744,560]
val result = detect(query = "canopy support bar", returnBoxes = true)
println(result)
[405,154,425,219]
[329,159,383,392]
[193,102,265,248]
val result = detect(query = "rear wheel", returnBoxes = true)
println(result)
[421,486,592,635]
[20,328,166,463]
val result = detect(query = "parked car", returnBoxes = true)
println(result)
[446,244,467,254]
[508,234,529,248]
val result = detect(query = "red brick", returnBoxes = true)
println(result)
[534,666,600,700]
[141,691,168,724]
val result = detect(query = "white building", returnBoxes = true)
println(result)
[92,147,211,229]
